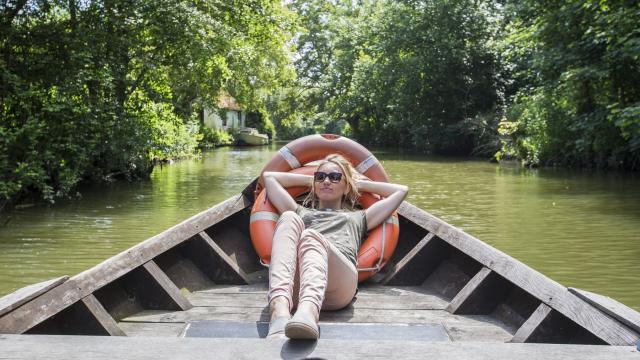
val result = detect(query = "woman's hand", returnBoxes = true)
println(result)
[353,172,371,189]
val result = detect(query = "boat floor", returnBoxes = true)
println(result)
[117,283,515,342]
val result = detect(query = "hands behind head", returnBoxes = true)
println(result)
[354,171,371,182]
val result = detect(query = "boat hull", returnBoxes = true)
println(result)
[0,184,638,346]
[236,131,269,146]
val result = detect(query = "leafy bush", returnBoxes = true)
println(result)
[199,127,234,147]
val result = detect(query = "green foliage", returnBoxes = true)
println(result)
[0,0,294,204]
[283,0,502,155]
[199,127,234,147]
[497,0,640,169]
[246,108,277,140]
[274,0,640,169]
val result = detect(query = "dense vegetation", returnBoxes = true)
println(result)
[496,1,640,168]
[270,0,640,169]
[2,0,639,208]
[1,0,293,207]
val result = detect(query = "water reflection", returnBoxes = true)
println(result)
[0,145,639,311]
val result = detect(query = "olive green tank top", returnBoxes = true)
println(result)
[295,205,367,266]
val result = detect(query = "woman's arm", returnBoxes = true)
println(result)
[263,171,313,213]
[356,179,408,231]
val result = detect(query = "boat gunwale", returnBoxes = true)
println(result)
[0,194,250,334]
[396,201,639,345]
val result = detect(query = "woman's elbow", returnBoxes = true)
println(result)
[263,171,277,183]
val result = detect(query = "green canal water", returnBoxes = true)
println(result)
[1,144,639,311]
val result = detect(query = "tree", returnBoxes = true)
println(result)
[498,0,640,168]
[285,0,501,154]
[0,0,295,205]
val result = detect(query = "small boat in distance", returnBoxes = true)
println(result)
[236,127,269,146]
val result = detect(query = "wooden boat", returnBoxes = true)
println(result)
[236,127,269,146]
[1,179,639,358]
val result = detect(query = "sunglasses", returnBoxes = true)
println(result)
[313,171,343,183]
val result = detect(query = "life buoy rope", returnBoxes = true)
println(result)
[250,134,399,282]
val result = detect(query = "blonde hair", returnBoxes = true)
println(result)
[303,154,360,209]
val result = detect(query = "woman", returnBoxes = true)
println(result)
[263,154,408,340]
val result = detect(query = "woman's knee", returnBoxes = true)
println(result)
[322,289,356,310]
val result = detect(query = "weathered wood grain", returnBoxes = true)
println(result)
[117,322,187,337]
[197,231,250,284]
[380,233,435,284]
[191,284,446,297]
[569,287,640,335]
[446,267,492,314]
[205,211,263,276]
[510,303,552,343]
[422,257,479,301]
[183,320,450,341]
[0,276,68,318]
[186,291,447,310]
[1,334,637,359]
[0,194,248,334]
[397,201,639,345]
[80,294,125,336]
[443,323,513,343]
[153,250,216,292]
[383,234,452,287]
[142,261,192,311]
[122,306,509,330]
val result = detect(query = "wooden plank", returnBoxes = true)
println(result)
[443,323,513,342]
[421,256,479,301]
[206,218,263,276]
[80,294,126,336]
[184,321,450,341]
[122,306,509,331]
[380,233,435,285]
[197,231,250,284]
[569,287,640,335]
[186,291,447,310]
[153,252,216,292]
[142,261,192,311]
[446,267,492,314]
[117,322,186,337]
[0,334,637,359]
[397,201,639,345]
[0,194,248,334]
[190,283,268,294]
[0,276,68,318]
[192,284,443,296]
[510,302,552,343]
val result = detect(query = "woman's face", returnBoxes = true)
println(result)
[314,162,347,204]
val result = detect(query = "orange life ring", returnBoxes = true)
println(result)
[250,135,400,282]
[254,134,389,199]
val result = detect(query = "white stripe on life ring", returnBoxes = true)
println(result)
[278,146,301,169]
[250,211,280,223]
[356,155,378,174]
